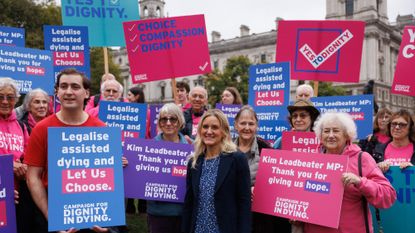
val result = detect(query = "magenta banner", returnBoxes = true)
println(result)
[281,131,320,153]
[391,26,415,96]
[123,14,211,83]
[276,20,365,83]
[123,138,193,203]
[252,149,348,228]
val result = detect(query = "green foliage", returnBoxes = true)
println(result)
[0,0,121,94]
[310,81,347,97]
[89,48,122,95]
[205,56,251,106]
[0,0,62,49]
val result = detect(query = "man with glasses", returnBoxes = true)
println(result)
[86,79,126,118]
[181,86,208,139]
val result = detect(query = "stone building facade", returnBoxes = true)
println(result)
[112,0,414,111]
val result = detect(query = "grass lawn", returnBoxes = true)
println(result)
[126,213,148,233]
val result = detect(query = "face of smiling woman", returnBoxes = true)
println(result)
[201,116,224,148]
[0,86,17,119]
[321,121,348,154]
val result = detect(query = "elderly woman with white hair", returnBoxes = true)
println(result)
[147,103,191,233]
[18,88,50,132]
[303,112,396,233]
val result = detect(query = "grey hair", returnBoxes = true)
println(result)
[296,84,314,97]
[157,103,186,131]
[313,112,357,142]
[22,88,50,111]
[0,77,20,98]
[189,86,208,99]
[100,79,124,95]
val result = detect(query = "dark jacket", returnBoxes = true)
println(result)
[181,108,205,139]
[372,141,415,164]
[182,152,251,233]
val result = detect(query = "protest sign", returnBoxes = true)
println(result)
[253,149,348,228]
[282,131,320,153]
[98,101,147,140]
[0,45,53,94]
[0,26,25,47]
[371,167,415,233]
[248,62,290,141]
[44,25,90,79]
[123,14,211,83]
[311,95,373,139]
[391,26,415,97]
[149,104,163,138]
[61,0,139,46]
[0,155,16,233]
[123,138,193,202]
[276,20,365,83]
[48,127,125,231]
[216,104,241,139]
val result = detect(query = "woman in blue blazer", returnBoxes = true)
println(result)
[182,109,251,233]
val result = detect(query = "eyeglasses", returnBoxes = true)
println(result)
[391,122,408,129]
[160,117,179,124]
[0,95,17,102]
[291,113,310,119]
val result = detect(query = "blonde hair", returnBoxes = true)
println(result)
[192,109,237,168]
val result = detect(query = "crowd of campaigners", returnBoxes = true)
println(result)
[2,67,414,232]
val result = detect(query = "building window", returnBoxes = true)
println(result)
[144,7,148,17]
[345,0,354,16]
[261,54,266,63]
[118,58,122,64]
[213,60,219,69]
[156,7,161,17]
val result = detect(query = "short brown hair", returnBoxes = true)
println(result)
[55,68,90,90]
[387,109,415,142]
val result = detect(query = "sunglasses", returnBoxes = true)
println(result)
[291,113,310,119]
[0,95,17,102]
[390,122,408,129]
[160,117,179,124]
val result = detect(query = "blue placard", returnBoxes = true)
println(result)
[61,0,140,46]
[370,167,415,233]
[98,101,147,139]
[0,26,25,47]
[311,95,373,139]
[215,104,242,139]
[248,62,290,142]
[0,155,16,233]
[44,25,90,79]
[0,45,54,94]
[47,127,125,231]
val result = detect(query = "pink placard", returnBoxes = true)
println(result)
[123,15,211,83]
[281,131,320,153]
[391,26,415,96]
[252,149,348,228]
[276,20,365,83]
[61,168,114,194]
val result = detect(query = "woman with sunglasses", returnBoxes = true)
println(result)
[373,109,415,172]
[273,99,320,149]
[147,103,191,233]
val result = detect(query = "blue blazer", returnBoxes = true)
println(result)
[182,151,251,233]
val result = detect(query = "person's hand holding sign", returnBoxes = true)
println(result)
[342,173,361,186]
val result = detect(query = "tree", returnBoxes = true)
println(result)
[0,0,62,49]
[0,0,121,94]
[89,48,122,95]
[310,81,347,97]
[205,56,251,106]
